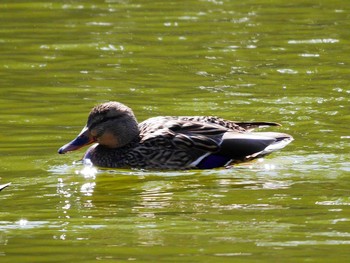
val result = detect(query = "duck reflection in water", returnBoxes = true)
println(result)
[58,101,293,170]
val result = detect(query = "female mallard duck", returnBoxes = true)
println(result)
[58,101,293,169]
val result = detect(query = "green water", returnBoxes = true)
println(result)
[1,0,350,262]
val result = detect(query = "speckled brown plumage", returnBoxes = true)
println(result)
[58,102,293,169]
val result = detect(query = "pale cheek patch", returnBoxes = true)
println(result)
[98,131,119,148]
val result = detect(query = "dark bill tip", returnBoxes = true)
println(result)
[58,126,94,154]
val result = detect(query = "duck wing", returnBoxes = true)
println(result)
[193,131,293,169]
[138,116,292,169]
[140,116,280,133]
[139,117,227,153]
[218,132,292,159]
[231,121,280,131]
[159,116,280,131]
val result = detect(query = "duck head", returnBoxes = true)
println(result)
[58,101,139,154]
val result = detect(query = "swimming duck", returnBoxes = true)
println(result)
[58,101,293,169]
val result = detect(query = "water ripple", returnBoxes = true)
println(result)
[288,38,339,44]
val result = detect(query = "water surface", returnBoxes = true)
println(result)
[1,0,350,262]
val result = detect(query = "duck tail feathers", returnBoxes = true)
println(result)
[218,131,293,161]
[247,132,293,158]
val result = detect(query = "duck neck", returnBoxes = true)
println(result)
[112,117,140,148]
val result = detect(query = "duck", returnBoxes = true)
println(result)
[58,101,293,169]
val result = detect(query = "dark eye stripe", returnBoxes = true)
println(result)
[89,116,119,131]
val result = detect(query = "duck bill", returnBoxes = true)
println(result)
[58,126,95,154]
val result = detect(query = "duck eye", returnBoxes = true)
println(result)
[90,129,102,140]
